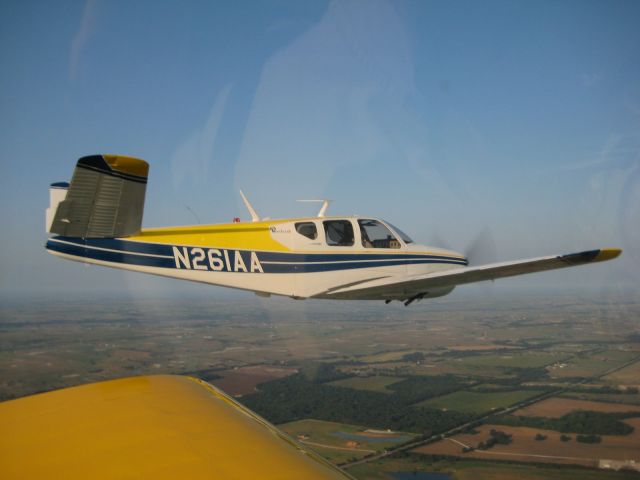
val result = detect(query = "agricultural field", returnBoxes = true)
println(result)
[455,353,567,369]
[209,365,297,396]
[358,351,420,363]
[348,456,640,480]
[559,391,640,405]
[414,420,640,467]
[513,397,640,418]
[408,352,571,378]
[327,376,403,393]
[2,293,639,476]
[604,361,640,386]
[278,419,417,464]
[415,390,544,414]
[446,344,523,352]
[549,350,638,379]
[446,463,639,480]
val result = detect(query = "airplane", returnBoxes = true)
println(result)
[46,155,621,305]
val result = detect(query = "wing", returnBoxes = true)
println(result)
[323,248,621,300]
[0,375,351,480]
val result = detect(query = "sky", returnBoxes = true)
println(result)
[1,0,639,299]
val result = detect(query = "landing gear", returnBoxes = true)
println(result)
[404,292,426,306]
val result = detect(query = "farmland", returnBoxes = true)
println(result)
[415,390,544,414]
[604,361,640,385]
[414,420,640,467]
[349,457,640,480]
[1,292,639,478]
[455,353,567,369]
[208,365,297,396]
[513,397,640,418]
[549,349,639,379]
[559,391,640,405]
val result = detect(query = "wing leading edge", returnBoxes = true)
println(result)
[323,248,622,301]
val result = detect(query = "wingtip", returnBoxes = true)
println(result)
[596,248,622,262]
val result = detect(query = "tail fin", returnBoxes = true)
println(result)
[46,182,69,233]
[48,155,149,238]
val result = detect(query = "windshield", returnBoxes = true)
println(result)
[383,221,414,244]
[358,219,400,248]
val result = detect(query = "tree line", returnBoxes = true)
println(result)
[493,410,639,435]
[240,372,472,435]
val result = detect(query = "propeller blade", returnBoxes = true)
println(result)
[429,233,450,249]
[465,227,497,266]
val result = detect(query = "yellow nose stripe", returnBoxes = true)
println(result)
[595,248,622,262]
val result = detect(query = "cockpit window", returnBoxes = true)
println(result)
[383,221,414,244]
[359,219,401,249]
[323,220,354,246]
[295,222,317,240]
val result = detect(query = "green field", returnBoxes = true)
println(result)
[278,419,416,464]
[328,376,403,393]
[559,391,640,405]
[550,350,638,378]
[358,351,419,363]
[415,390,543,413]
[456,353,567,369]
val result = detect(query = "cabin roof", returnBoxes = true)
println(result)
[141,215,380,234]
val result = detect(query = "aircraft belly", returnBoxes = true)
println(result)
[320,285,455,301]
[406,262,456,277]
[293,264,407,299]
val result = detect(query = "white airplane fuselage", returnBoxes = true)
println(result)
[46,216,467,301]
[45,155,621,304]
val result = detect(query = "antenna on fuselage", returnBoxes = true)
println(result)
[239,190,260,222]
[297,199,332,217]
[184,204,201,224]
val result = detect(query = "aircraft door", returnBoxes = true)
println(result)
[291,221,322,297]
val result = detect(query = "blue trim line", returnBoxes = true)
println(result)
[46,236,468,273]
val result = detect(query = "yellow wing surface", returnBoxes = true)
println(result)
[0,375,352,480]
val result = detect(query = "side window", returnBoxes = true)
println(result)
[323,220,354,246]
[295,222,317,240]
[358,219,401,249]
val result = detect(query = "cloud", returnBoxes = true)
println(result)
[69,0,99,81]
[170,85,233,189]
[232,0,457,210]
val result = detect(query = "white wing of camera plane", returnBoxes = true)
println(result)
[45,155,622,305]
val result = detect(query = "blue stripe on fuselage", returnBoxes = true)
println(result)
[45,236,468,273]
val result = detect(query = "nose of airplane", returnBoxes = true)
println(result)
[445,248,468,266]
[410,244,469,266]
